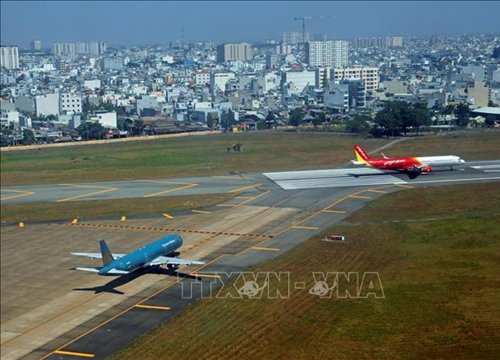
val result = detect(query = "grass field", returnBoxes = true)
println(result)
[1,133,387,186]
[113,182,500,359]
[0,194,232,223]
[2,132,499,186]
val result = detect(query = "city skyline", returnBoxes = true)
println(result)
[1,1,500,48]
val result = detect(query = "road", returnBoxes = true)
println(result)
[0,160,499,359]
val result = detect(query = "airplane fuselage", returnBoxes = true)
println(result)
[367,155,464,171]
[99,234,182,275]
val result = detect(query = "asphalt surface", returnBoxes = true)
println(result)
[2,160,500,205]
[2,160,499,360]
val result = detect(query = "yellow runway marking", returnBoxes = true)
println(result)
[56,184,117,202]
[348,195,372,199]
[191,209,211,214]
[228,183,261,193]
[366,189,387,194]
[135,304,171,310]
[163,213,174,219]
[190,273,220,279]
[216,203,237,207]
[292,225,319,230]
[53,350,95,358]
[251,247,280,252]
[236,196,254,199]
[322,210,347,214]
[143,180,198,198]
[0,189,35,201]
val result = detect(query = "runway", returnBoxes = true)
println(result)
[1,160,499,359]
[2,160,500,205]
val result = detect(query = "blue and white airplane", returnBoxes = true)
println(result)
[72,234,204,275]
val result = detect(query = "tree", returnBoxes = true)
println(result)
[117,117,133,132]
[77,121,105,140]
[22,128,36,145]
[132,119,145,135]
[454,103,470,127]
[289,108,305,127]
[221,109,236,131]
[206,113,214,130]
[312,113,325,127]
[485,115,496,128]
[346,115,371,134]
[373,101,431,137]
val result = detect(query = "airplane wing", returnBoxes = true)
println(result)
[74,267,129,275]
[149,256,205,266]
[71,252,127,259]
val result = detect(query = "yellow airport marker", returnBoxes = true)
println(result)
[192,209,211,214]
[292,225,319,230]
[135,304,171,311]
[322,210,347,214]
[120,216,127,222]
[53,350,95,358]
[71,218,79,225]
[348,195,372,199]
[163,213,174,219]
[190,273,220,279]
[251,246,280,252]
[18,221,25,228]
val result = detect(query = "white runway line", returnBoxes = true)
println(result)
[263,168,405,190]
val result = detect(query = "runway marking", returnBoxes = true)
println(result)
[348,195,371,199]
[190,273,221,279]
[192,209,211,214]
[251,247,280,252]
[394,183,414,189]
[322,210,347,214]
[395,176,500,185]
[0,189,35,201]
[163,213,174,219]
[56,184,117,202]
[228,183,261,193]
[366,189,387,194]
[65,223,273,239]
[211,175,242,179]
[236,196,254,199]
[143,180,198,198]
[135,304,171,311]
[53,350,95,358]
[292,225,319,230]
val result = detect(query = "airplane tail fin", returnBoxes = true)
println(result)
[354,145,371,165]
[99,240,114,266]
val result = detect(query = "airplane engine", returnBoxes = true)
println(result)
[421,166,432,173]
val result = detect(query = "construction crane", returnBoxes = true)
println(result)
[293,16,311,43]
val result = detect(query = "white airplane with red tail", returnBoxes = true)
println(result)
[351,145,465,179]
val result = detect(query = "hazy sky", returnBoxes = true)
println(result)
[1,1,499,47]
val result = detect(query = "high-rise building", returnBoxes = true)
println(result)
[60,92,82,114]
[88,42,99,56]
[0,46,20,70]
[283,31,309,45]
[305,40,349,68]
[332,66,379,92]
[99,41,107,54]
[216,43,253,63]
[31,40,42,51]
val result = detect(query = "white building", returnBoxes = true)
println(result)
[0,46,20,70]
[195,71,211,86]
[306,41,349,68]
[315,67,333,90]
[333,66,379,92]
[211,72,236,93]
[283,31,309,45]
[84,79,101,91]
[60,93,82,114]
[282,71,315,95]
[260,73,279,93]
[35,93,60,117]
[216,43,253,63]
[89,111,117,128]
